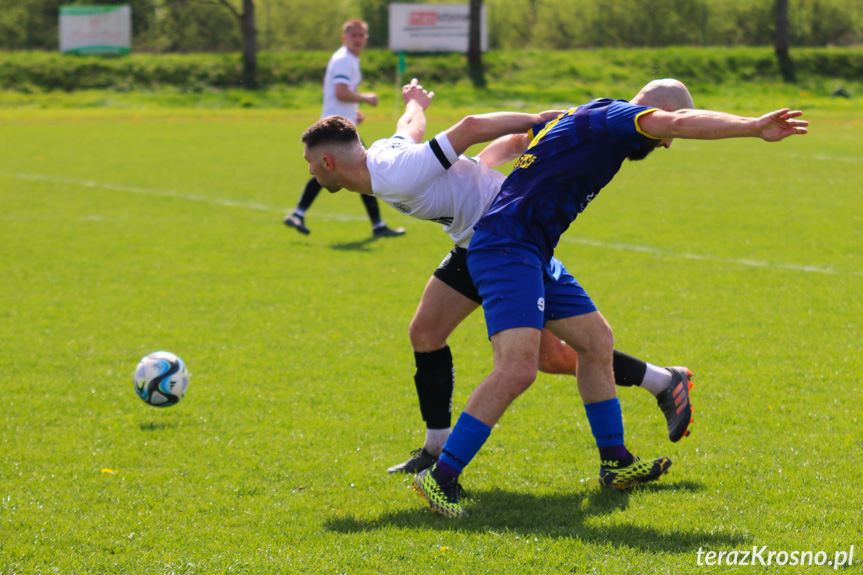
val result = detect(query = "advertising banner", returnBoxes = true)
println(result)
[389,3,487,53]
[59,4,131,55]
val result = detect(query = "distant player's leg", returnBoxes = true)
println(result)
[284,177,319,234]
[539,333,694,442]
[360,194,406,238]
[388,248,480,474]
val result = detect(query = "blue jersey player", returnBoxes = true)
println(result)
[414,78,808,518]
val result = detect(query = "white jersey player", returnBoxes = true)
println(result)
[284,19,405,238]
[322,45,364,123]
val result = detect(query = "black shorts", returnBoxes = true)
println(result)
[432,245,482,304]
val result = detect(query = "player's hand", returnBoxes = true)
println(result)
[402,78,434,109]
[756,108,808,142]
[363,93,378,107]
[355,110,365,125]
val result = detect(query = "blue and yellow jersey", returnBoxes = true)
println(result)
[475,99,659,261]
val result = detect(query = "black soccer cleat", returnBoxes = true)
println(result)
[372,225,406,238]
[656,366,695,442]
[386,447,437,474]
[284,214,310,235]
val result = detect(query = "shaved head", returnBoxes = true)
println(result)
[301,115,368,193]
[302,115,361,151]
[631,79,694,111]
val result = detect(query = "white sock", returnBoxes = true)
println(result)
[424,428,450,456]
[641,364,672,397]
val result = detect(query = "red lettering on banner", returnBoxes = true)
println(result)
[409,12,438,26]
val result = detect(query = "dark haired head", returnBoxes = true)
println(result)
[301,116,360,150]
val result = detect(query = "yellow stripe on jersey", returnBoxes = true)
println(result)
[527,107,578,150]
[634,108,662,139]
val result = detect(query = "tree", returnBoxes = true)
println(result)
[214,0,257,88]
[774,0,795,82]
[468,0,485,87]
[162,0,240,53]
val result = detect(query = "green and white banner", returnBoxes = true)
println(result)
[59,4,131,55]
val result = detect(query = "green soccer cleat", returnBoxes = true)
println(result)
[599,456,672,490]
[413,465,466,518]
[387,447,437,474]
[657,366,695,442]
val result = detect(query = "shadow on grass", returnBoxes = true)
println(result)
[325,480,748,552]
[329,237,378,251]
[139,421,178,431]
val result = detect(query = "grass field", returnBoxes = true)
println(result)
[1,98,861,574]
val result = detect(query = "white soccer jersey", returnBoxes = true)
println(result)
[322,46,361,123]
[367,133,506,248]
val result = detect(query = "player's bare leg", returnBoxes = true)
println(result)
[547,312,671,489]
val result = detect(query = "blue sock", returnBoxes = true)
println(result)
[584,398,630,462]
[436,412,491,477]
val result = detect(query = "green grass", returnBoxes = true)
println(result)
[0,102,861,574]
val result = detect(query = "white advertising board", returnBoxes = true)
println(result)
[389,3,487,53]
[59,4,131,55]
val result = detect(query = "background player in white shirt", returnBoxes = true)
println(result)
[284,19,405,238]
[301,79,694,474]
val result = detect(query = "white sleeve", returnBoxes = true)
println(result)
[330,58,355,86]
[429,132,460,169]
[369,138,449,194]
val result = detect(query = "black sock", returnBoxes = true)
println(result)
[297,178,322,212]
[414,346,455,429]
[360,193,382,226]
[599,445,634,466]
[612,349,647,387]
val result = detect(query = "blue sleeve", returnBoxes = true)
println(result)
[606,100,660,146]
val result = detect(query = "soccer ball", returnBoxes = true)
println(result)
[133,351,190,407]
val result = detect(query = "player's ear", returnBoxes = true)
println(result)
[321,154,335,171]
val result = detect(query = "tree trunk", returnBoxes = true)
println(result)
[774,0,795,82]
[240,0,258,88]
[468,0,485,88]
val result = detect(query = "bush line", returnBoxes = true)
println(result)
[1,47,861,92]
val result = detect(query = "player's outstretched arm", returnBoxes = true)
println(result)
[394,78,434,142]
[638,107,808,142]
[444,110,561,157]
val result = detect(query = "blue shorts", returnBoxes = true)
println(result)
[467,230,597,338]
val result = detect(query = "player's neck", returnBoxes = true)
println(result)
[356,158,373,195]
[344,153,373,195]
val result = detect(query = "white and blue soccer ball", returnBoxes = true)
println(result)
[133,351,190,407]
